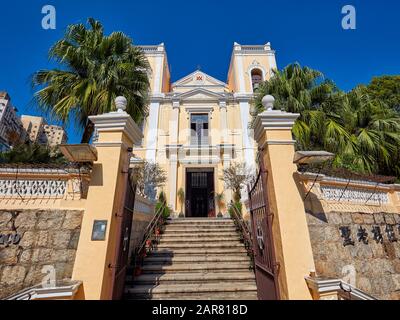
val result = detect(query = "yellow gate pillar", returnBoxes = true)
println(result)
[253,95,315,300]
[72,97,143,300]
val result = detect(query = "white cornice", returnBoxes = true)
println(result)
[233,93,254,102]
[89,111,144,145]
[167,88,230,103]
[6,281,82,300]
[184,106,214,113]
[298,172,398,191]
[150,93,165,103]
[305,277,377,300]
[253,110,300,143]
[139,43,166,56]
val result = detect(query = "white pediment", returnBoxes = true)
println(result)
[175,88,227,102]
[172,70,227,88]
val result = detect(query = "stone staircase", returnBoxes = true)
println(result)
[124,218,258,300]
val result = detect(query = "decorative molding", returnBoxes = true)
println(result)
[6,281,82,300]
[247,61,267,85]
[253,110,300,143]
[233,42,276,56]
[149,93,165,103]
[219,100,227,109]
[179,156,221,165]
[305,277,377,301]
[184,105,214,114]
[89,111,143,145]
[172,99,180,109]
[260,140,296,149]
[93,141,132,151]
[0,179,66,198]
[233,93,253,103]
[299,172,394,190]
[139,43,165,56]
[172,70,227,88]
[320,185,389,205]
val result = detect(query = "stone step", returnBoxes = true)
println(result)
[140,262,252,273]
[124,216,257,301]
[164,227,237,233]
[167,218,233,223]
[151,247,248,256]
[127,271,256,285]
[166,220,235,226]
[163,228,238,234]
[159,237,241,244]
[143,255,250,265]
[125,282,258,300]
[162,231,239,237]
[156,242,245,249]
[129,292,258,300]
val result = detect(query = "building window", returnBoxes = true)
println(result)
[190,114,209,145]
[251,68,263,92]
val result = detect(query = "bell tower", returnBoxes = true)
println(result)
[227,42,277,94]
[227,43,278,169]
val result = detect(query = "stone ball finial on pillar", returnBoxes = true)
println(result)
[115,96,127,113]
[262,95,275,111]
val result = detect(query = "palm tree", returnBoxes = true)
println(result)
[32,18,150,143]
[253,63,343,151]
[338,88,400,175]
[254,63,400,177]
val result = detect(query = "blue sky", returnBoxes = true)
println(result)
[0,0,399,143]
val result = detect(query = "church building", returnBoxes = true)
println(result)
[134,42,278,216]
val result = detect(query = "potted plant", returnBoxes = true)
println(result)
[177,188,185,218]
[156,191,171,219]
[215,192,225,218]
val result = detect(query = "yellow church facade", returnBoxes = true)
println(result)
[134,42,278,216]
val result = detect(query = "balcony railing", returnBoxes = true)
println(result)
[190,136,210,146]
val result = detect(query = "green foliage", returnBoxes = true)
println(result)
[359,75,400,113]
[254,63,400,178]
[228,201,242,218]
[32,18,150,143]
[0,143,67,164]
[156,191,171,219]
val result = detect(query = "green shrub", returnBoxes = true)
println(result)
[156,191,171,219]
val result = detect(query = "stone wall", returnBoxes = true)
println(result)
[300,173,400,300]
[307,211,400,300]
[0,209,83,299]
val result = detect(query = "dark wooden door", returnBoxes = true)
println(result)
[186,170,215,218]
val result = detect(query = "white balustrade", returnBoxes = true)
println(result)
[0,179,66,198]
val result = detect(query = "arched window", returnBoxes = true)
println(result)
[251,69,263,91]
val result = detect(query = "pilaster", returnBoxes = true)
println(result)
[253,96,315,300]
[72,97,143,300]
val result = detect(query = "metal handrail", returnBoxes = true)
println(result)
[131,201,168,278]
[229,202,255,271]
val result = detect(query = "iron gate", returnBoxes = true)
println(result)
[248,156,280,300]
[111,167,136,300]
